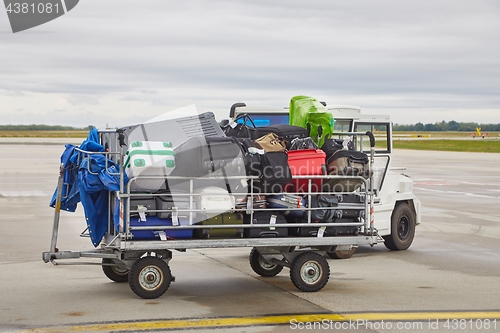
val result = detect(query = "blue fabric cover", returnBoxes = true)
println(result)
[49,144,79,212]
[50,128,127,247]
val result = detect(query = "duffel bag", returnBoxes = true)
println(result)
[222,113,260,140]
[309,194,339,222]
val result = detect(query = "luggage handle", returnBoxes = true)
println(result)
[225,113,257,129]
[259,231,280,238]
[347,155,369,164]
[206,140,233,195]
[366,131,376,148]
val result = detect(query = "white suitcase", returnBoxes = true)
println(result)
[195,186,235,215]
[124,141,175,191]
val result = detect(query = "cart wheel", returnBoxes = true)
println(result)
[383,202,416,251]
[290,251,330,292]
[129,256,172,299]
[102,258,129,283]
[326,247,356,260]
[249,247,283,277]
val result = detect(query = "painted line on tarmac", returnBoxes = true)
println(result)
[414,187,500,199]
[20,311,500,332]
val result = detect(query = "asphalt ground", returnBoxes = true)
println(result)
[0,139,499,333]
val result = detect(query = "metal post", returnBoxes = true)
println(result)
[50,164,65,253]
[366,131,376,235]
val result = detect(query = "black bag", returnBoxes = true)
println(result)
[235,137,263,176]
[289,137,319,150]
[251,152,292,194]
[243,211,288,238]
[257,124,308,150]
[222,113,260,140]
[320,138,355,162]
[310,194,339,222]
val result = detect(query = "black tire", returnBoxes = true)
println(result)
[383,202,416,251]
[290,251,330,292]
[128,256,172,299]
[249,247,283,277]
[326,247,356,259]
[102,258,129,283]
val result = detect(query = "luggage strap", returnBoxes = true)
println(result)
[206,139,233,194]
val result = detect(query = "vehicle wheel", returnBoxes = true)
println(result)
[290,251,330,292]
[326,247,356,259]
[128,256,172,299]
[383,202,416,251]
[249,247,283,277]
[102,258,129,283]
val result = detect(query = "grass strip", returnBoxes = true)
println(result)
[0,130,87,138]
[393,140,500,153]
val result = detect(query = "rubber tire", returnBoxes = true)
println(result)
[326,247,356,259]
[102,258,129,283]
[128,256,171,299]
[249,247,283,277]
[290,252,330,292]
[383,203,416,251]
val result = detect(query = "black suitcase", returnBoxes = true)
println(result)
[320,138,355,162]
[119,112,224,148]
[129,195,156,218]
[243,211,288,238]
[168,136,248,196]
[155,192,196,219]
[257,124,308,150]
[235,194,267,212]
[171,136,244,178]
[337,193,366,204]
[290,219,360,237]
[323,150,371,192]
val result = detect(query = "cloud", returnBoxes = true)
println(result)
[0,0,499,126]
[64,94,100,105]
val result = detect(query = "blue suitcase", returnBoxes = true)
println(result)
[130,216,193,240]
[266,194,306,220]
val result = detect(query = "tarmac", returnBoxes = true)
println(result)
[1,138,499,333]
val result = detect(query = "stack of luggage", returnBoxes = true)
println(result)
[125,99,372,241]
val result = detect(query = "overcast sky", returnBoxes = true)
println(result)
[1,0,499,128]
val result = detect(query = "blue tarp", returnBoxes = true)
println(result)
[50,128,126,247]
[49,144,79,212]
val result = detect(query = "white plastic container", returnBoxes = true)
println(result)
[195,186,235,215]
[124,141,175,191]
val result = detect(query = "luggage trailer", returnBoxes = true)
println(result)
[43,130,382,299]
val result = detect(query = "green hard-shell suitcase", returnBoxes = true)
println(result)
[289,95,334,147]
[194,213,244,239]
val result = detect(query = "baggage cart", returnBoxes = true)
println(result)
[43,129,382,299]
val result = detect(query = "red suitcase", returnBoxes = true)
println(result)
[284,149,326,193]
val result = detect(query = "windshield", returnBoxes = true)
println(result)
[238,113,289,127]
